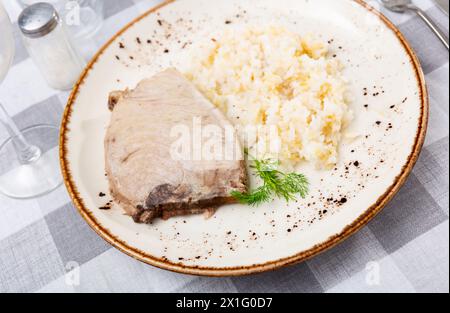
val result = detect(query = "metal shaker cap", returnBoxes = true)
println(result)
[18,2,60,38]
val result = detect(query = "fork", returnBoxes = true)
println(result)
[380,0,449,50]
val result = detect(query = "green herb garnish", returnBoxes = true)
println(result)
[231,155,309,206]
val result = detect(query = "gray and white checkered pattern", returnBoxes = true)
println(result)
[0,0,448,293]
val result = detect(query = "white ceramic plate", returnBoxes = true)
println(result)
[60,0,428,276]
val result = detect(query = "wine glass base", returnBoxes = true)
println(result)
[0,125,62,199]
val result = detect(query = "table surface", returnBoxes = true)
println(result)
[0,0,448,293]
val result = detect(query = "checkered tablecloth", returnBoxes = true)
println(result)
[0,0,448,293]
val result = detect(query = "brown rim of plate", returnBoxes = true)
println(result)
[59,0,429,277]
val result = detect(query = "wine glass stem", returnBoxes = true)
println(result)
[0,102,41,164]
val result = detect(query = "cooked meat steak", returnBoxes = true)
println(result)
[105,68,247,223]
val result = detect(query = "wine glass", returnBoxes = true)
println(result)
[0,2,62,199]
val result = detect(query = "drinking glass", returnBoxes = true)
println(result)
[0,3,62,199]
[16,0,104,39]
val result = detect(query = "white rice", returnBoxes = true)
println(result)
[185,25,353,168]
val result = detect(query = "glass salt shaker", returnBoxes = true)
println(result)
[18,2,85,91]
[16,0,105,40]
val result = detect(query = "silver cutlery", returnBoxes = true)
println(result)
[380,0,449,50]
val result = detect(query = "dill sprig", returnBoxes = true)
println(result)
[231,155,309,206]
[231,186,272,207]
